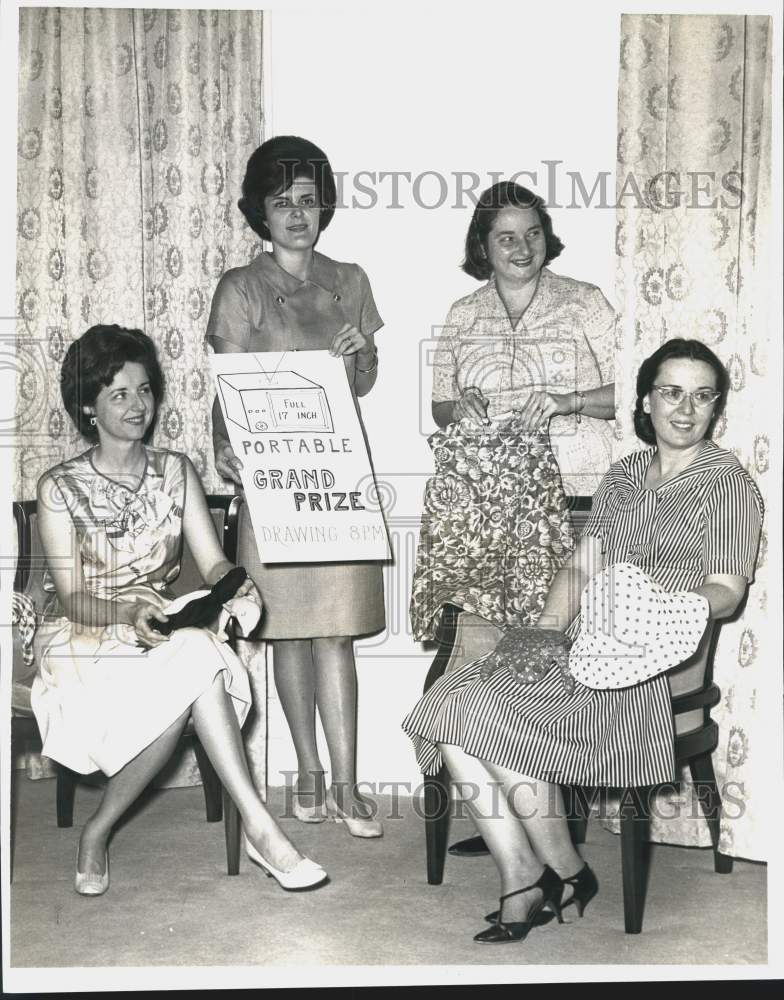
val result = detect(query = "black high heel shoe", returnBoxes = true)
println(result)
[483,905,555,925]
[474,865,564,944]
[483,862,599,923]
[560,862,598,917]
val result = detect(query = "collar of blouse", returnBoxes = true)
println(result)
[254,250,343,302]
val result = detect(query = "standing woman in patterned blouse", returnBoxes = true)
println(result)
[403,339,763,944]
[206,136,384,837]
[432,180,616,496]
[410,181,617,688]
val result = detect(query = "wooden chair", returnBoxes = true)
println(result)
[421,496,734,933]
[10,495,244,879]
[565,621,733,933]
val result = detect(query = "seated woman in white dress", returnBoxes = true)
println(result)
[403,338,763,944]
[32,324,328,896]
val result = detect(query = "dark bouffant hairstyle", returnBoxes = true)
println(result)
[238,135,337,241]
[60,324,164,442]
[634,338,728,445]
[462,181,565,280]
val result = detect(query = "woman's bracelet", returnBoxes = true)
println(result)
[574,390,586,423]
[356,348,378,374]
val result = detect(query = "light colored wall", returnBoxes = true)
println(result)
[263,3,620,789]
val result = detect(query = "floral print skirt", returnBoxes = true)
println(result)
[409,417,574,641]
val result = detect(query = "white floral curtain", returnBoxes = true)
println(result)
[613,14,773,860]
[16,6,264,491]
[15,7,267,789]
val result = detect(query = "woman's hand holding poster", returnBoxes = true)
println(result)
[211,350,390,563]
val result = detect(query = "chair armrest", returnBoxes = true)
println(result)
[223,495,243,566]
[671,682,721,716]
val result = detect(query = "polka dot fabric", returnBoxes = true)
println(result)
[568,563,710,689]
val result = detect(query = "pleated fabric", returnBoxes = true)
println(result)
[403,656,676,787]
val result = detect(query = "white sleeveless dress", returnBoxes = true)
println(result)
[31,447,251,776]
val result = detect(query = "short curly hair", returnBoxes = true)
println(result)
[238,135,337,242]
[462,181,565,281]
[60,325,164,442]
[634,338,728,445]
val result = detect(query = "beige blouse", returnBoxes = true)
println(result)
[205,250,383,394]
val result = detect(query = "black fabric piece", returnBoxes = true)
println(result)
[151,567,248,635]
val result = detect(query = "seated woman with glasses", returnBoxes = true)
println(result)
[403,338,763,944]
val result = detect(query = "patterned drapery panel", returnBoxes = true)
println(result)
[612,14,772,860]
[15,8,267,790]
[17,7,264,492]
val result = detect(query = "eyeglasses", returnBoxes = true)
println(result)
[650,385,721,407]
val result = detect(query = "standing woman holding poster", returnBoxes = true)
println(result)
[206,136,384,837]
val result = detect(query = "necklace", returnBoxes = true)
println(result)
[496,270,541,328]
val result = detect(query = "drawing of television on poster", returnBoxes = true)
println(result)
[210,350,391,563]
[219,371,335,434]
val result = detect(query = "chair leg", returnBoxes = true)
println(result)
[620,786,651,934]
[56,766,78,828]
[713,850,734,875]
[688,751,734,875]
[423,604,461,693]
[193,736,223,823]
[424,767,450,885]
[224,789,241,876]
[564,784,592,846]
[420,606,460,886]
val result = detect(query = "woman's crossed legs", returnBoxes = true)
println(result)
[78,675,302,877]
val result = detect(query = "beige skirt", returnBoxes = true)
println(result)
[238,507,386,640]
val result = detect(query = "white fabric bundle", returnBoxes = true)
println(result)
[568,563,710,690]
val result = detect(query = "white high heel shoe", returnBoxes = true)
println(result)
[292,798,328,823]
[243,836,328,892]
[74,848,110,896]
[326,788,383,839]
[292,778,328,823]
[291,788,329,823]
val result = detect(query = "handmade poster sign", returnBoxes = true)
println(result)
[210,350,391,563]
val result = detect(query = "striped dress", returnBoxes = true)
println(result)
[402,441,763,787]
